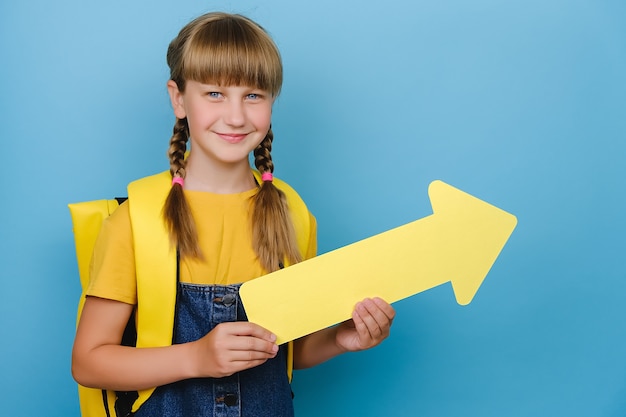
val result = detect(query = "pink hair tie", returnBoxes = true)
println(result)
[172,176,184,187]
[261,172,273,182]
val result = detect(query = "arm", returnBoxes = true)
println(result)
[292,297,395,370]
[71,296,278,391]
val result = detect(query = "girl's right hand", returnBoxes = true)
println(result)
[191,322,279,378]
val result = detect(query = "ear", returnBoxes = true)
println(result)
[167,80,187,119]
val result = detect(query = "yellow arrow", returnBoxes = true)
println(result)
[240,180,517,344]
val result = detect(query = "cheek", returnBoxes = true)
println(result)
[251,105,273,130]
[186,104,215,128]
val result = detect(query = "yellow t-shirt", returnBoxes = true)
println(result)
[87,188,317,305]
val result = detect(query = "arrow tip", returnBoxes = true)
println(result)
[429,181,517,306]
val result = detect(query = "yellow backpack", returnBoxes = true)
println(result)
[69,170,312,416]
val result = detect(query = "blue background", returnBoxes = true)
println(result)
[1,0,625,415]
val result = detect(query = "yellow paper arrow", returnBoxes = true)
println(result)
[240,180,517,344]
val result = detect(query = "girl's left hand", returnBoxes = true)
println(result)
[335,297,395,352]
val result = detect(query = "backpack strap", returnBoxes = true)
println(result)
[126,172,176,411]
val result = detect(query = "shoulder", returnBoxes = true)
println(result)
[94,200,132,255]
[103,199,131,230]
[88,200,136,304]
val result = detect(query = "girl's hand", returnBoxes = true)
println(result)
[192,322,279,378]
[335,297,395,352]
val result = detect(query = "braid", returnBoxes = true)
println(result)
[253,128,274,176]
[251,127,302,272]
[162,118,201,259]
[168,118,189,178]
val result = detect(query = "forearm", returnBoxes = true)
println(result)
[72,296,200,391]
[72,342,197,391]
[293,327,346,370]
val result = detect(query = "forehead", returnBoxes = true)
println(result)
[184,62,280,95]
[186,80,271,92]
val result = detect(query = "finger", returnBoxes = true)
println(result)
[224,337,279,374]
[353,302,381,342]
[360,298,394,332]
[209,326,278,353]
[227,335,279,356]
[372,297,396,322]
[227,344,279,361]
[219,321,277,343]
[356,299,393,340]
[209,335,278,375]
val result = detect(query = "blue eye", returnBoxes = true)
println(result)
[208,92,221,98]
[247,93,259,100]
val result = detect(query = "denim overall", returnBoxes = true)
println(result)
[133,283,294,417]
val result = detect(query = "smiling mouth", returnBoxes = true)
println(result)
[217,133,248,144]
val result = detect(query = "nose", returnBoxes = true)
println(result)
[223,99,245,127]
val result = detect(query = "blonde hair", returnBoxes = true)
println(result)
[163,12,301,272]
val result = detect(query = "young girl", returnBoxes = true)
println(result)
[72,11,395,416]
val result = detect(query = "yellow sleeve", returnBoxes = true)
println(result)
[86,201,137,305]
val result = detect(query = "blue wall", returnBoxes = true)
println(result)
[1,0,625,415]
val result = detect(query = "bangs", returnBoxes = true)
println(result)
[181,16,282,96]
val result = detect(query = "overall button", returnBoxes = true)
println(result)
[224,393,238,406]
[222,293,236,307]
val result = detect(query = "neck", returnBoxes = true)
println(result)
[184,155,256,194]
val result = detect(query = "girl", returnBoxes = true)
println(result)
[72,11,395,417]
